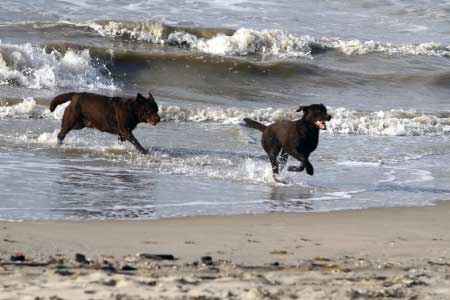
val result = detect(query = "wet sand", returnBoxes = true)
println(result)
[1,202,450,299]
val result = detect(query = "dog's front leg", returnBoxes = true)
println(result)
[120,130,149,154]
[118,134,126,143]
[128,133,149,154]
[304,160,314,175]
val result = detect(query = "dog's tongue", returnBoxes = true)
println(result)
[314,120,326,129]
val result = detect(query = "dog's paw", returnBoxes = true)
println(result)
[306,166,314,176]
[287,165,304,172]
[141,149,150,155]
[273,174,288,184]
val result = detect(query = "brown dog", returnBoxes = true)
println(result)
[49,92,160,154]
[243,104,331,182]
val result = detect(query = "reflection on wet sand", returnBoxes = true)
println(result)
[53,161,158,219]
[268,186,314,211]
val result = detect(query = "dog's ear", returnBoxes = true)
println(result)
[296,105,309,113]
[148,92,155,101]
[136,93,146,102]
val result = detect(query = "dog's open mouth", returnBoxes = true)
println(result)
[147,116,160,126]
[314,119,327,130]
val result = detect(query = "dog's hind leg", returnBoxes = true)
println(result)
[57,103,82,145]
[287,151,313,175]
[261,133,285,181]
[268,146,284,182]
[287,165,305,172]
[278,149,289,172]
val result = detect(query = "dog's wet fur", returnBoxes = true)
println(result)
[243,104,332,182]
[50,92,160,154]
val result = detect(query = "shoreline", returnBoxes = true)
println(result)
[1,201,450,299]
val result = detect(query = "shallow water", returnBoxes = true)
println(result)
[0,0,449,220]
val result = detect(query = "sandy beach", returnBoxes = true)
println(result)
[1,202,449,299]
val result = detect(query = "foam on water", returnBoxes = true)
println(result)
[336,161,382,167]
[85,20,450,59]
[86,21,316,58]
[0,97,35,118]
[300,190,366,202]
[0,126,285,186]
[328,108,450,136]
[2,99,450,137]
[386,166,434,185]
[88,21,165,44]
[171,29,315,58]
[321,38,450,57]
[162,105,450,137]
[0,42,116,90]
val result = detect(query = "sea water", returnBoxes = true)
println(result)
[0,0,450,219]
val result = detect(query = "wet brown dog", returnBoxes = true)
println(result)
[243,104,331,182]
[50,92,160,154]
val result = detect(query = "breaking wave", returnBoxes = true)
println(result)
[2,98,450,136]
[328,108,450,136]
[86,20,318,58]
[322,38,450,57]
[0,42,116,90]
[81,20,450,58]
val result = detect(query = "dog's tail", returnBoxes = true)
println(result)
[49,92,76,112]
[243,118,267,132]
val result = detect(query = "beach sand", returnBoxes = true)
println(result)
[1,202,450,299]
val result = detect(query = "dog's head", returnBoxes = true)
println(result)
[136,92,160,125]
[296,104,331,130]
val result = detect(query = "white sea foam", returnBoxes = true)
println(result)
[327,108,450,136]
[386,166,434,184]
[0,98,69,119]
[2,99,450,136]
[36,130,59,144]
[86,21,318,57]
[160,106,298,123]
[189,29,314,57]
[284,189,366,202]
[0,42,116,90]
[0,97,35,118]
[321,38,450,57]
[86,21,450,58]
[4,127,278,185]
[161,105,450,136]
[336,161,382,167]
[88,21,165,44]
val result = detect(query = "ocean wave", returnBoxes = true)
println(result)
[322,38,450,57]
[86,20,235,41]
[79,20,450,58]
[163,105,450,136]
[2,99,450,136]
[168,29,317,57]
[0,42,117,90]
[327,108,450,136]
[84,20,321,58]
